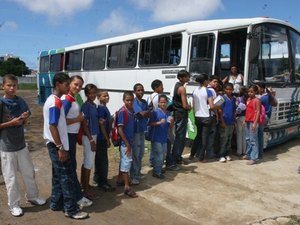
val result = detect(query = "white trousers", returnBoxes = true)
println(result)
[1,147,39,208]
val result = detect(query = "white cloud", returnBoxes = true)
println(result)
[97,9,142,37]
[131,0,223,22]
[0,21,18,31]
[8,0,93,23]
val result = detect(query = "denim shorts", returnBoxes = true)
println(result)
[119,144,133,172]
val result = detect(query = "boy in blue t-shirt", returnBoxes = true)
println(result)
[81,84,99,199]
[131,83,149,185]
[149,95,173,178]
[116,91,138,198]
[219,83,236,163]
[94,90,115,192]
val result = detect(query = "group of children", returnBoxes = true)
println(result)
[0,70,277,219]
[188,74,277,166]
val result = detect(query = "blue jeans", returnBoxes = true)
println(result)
[151,142,167,175]
[94,138,109,185]
[172,113,188,163]
[206,115,217,158]
[68,133,83,201]
[47,142,79,215]
[219,124,235,157]
[190,117,212,160]
[130,132,145,180]
[258,116,269,159]
[245,122,259,161]
[236,116,246,155]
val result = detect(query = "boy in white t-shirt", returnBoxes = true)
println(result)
[43,72,88,220]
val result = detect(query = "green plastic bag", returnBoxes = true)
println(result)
[187,110,197,140]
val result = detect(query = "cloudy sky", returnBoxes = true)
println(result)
[0,0,299,69]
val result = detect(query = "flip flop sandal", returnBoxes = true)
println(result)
[124,188,138,198]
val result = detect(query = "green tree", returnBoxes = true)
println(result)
[0,58,29,77]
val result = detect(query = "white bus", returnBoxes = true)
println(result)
[38,17,300,148]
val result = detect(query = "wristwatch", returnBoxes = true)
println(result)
[56,144,65,151]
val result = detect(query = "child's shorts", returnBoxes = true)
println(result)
[119,144,133,172]
[82,135,97,169]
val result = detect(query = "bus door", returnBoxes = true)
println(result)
[215,28,248,80]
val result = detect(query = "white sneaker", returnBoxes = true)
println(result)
[91,180,98,187]
[10,206,23,217]
[27,197,47,206]
[65,211,89,219]
[219,157,226,163]
[77,197,93,208]
[226,156,231,161]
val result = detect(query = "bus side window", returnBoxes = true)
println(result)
[139,33,182,66]
[50,53,64,72]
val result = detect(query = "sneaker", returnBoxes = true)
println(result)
[140,173,146,179]
[199,159,207,163]
[91,180,98,187]
[65,211,89,220]
[10,206,23,217]
[226,156,231,161]
[152,173,165,179]
[176,160,183,165]
[77,197,93,208]
[100,183,116,192]
[188,155,195,160]
[166,165,180,171]
[27,197,47,206]
[242,155,249,160]
[246,160,256,165]
[131,179,140,185]
[219,157,226,163]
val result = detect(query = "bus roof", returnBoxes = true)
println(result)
[42,17,296,54]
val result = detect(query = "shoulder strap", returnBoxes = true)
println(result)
[119,106,129,126]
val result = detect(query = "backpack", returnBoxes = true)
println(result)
[260,104,266,125]
[111,106,128,147]
[76,125,84,145]
[254,99,266,125]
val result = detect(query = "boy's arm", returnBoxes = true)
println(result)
[218,107,226,128]
[66,115,84,125]
[49,124,68,162]
[117,125,131,156]
[99,118,110,147]
[82,117,96,151]
[179,86,191,110]
[253,99,261,128]
[148,111,162,127]
[0,117,24,129]
[19,98,31,124]
[208,96,220,110]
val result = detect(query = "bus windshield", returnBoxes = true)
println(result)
[249,23,300,84]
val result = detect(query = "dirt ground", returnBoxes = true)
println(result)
[0,90,300,225]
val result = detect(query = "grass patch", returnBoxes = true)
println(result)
[287,216,300,225]
[18,83,37,90]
